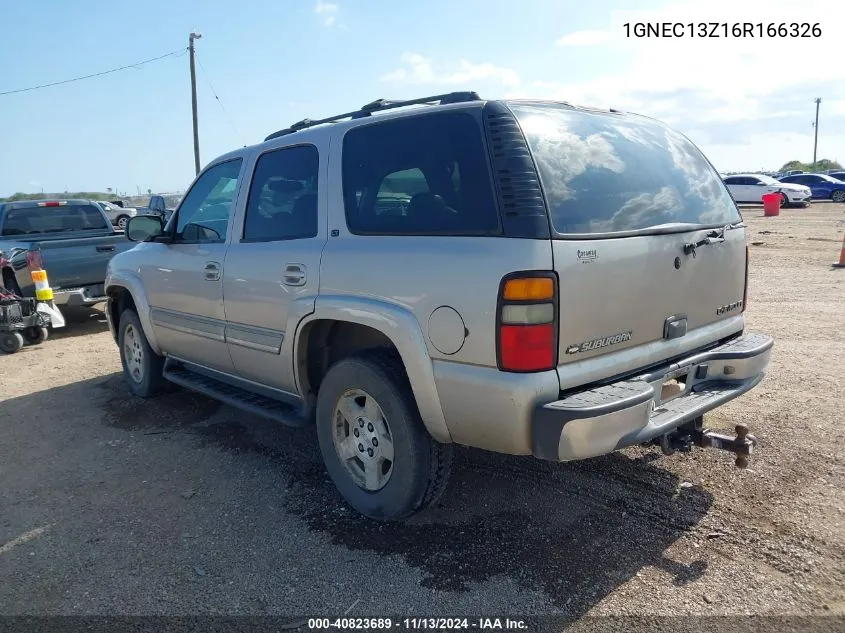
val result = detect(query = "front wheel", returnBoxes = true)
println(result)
[315,350,453,521]
[0,332,24,354]
[22,327,48,345]
[116,215,130,230]
[118,309,166,397]
[780,192,789,207]
[831,190,845,203]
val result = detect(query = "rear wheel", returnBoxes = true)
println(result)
[0,332,24,354]
[118,309,166,397]
[832,190,845,203]
[22,327,48,345]
[315,350,453,521]
[116,215,130,230]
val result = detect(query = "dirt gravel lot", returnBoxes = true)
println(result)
[1,202,843,621]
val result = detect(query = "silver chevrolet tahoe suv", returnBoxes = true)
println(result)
[105,91,773,521]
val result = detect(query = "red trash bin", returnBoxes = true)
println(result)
[762,192,781,216]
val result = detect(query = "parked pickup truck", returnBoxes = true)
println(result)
[1,199,136,308]
[105,91,773,521]
[137,195,175,224]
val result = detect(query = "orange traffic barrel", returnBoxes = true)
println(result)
[833,234,845,268]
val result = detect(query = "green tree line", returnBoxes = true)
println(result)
[778,159,842,173]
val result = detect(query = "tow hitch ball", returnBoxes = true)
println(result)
[657,421,758,469]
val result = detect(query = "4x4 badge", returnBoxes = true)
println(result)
[566,331,633,354]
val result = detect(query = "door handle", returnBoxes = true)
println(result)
[283,263,306,286]
[96,245,116,252]
[204,261,221,281]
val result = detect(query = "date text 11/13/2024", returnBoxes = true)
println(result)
[623,22,822,38]
[307,618,529,630]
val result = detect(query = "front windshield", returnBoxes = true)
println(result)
[757,175,778,185]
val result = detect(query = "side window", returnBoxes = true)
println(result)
[175,158,243,243]
[723,177,739,185]
[243,145,319,242]
[342,112,500,236]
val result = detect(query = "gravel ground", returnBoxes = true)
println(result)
[1,202,843,622]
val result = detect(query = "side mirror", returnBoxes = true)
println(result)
[126,215,165,242]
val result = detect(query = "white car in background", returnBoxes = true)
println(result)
[94,201,138,231]
[722,174,812,207]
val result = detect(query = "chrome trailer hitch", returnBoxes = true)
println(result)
[656,418,758,469]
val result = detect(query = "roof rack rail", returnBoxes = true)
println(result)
[264,91,482,141]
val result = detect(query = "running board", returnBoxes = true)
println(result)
[163,359,310,428]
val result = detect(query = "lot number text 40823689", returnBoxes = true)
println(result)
[624,22,822,38]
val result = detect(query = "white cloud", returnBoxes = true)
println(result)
[380,53,520,88]
[555,30,610,47]
[526,0,844,170]
[314,0,339,26]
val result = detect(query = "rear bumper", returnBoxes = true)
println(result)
[53,284,107,307]
[532,332,773,462]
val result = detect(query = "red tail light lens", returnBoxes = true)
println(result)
[497,272,558,373]
[500,324,556,371]
[26,250,43,271]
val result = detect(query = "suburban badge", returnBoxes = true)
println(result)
[566,331,633,354]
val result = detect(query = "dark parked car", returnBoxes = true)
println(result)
[826,171,845,182]
[778,173,845,202]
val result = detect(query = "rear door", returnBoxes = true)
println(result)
[508,103,747,388]
[222,142,327,394]
[722,176,745,202]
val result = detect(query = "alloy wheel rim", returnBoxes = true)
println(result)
[123,324,145,383]
[331,389,395,491]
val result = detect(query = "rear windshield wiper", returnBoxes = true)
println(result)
[683,222,744,257]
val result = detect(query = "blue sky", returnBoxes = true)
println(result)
[0,0,840,197]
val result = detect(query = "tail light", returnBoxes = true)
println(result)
[742,245,749,312]
[26,250,43,271]
[496,272,559,372]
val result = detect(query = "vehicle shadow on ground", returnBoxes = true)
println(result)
[8,375,713,616]
[49,306,109,341]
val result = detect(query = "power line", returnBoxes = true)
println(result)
[195,52,243,144]
[0,48,187,97]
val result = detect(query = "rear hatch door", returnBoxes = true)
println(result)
[508,103,747,388]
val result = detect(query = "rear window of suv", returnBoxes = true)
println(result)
[342,111,500,236]
[508,102,741,236]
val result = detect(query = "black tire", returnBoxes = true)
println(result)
[779,192,789,207]
[831,190,845,203]
[0,332,24,354]
[22,326,48,345]
[115,215,130,230]
[315,350,453,521]
[118,309,166,397]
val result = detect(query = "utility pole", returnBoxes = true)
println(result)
[189,32,202,176]
[812,97,821,167]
